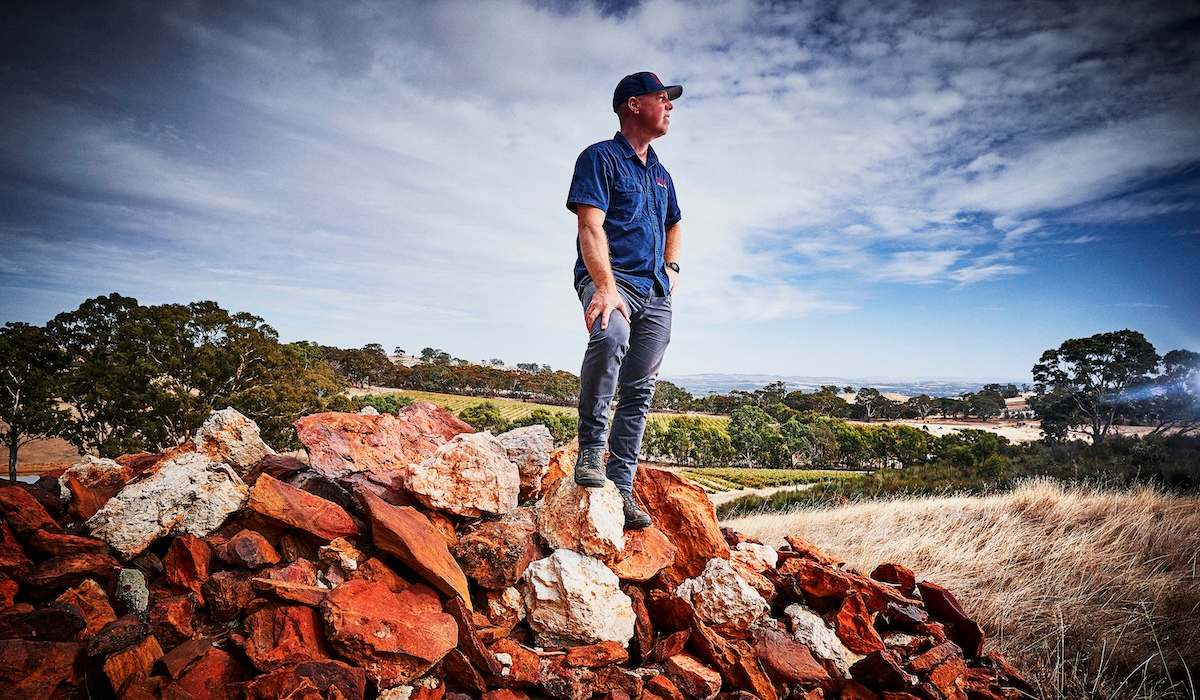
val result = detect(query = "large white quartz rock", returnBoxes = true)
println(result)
[496,424,553,500]
[405,432,520,517]
[734,541,779,569]
[194,407,274,473]
[675,557,770,630]
[86,451,248,559]
[521,549,635,647]
[784,603,863,676]
[536,477,625,563]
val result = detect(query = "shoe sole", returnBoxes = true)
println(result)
[624,518,651,530]
[574,474,605,488]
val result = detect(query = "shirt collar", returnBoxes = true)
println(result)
[613,131,658,166]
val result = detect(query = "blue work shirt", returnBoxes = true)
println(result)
[566,131,681,298]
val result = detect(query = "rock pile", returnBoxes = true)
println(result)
[0,402,1033,699]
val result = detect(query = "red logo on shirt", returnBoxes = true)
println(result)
[656,177,668,188]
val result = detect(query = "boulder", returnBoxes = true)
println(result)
[86,452,248,559]
[406,432,520,518]
[537,478,625,564]
[194,407,275,473]
[675,558,769,630]
[243,603,331,671]
[785,603,862,677]
[454,507,542,590]
[294,403,472,487]
[496,425,553,501]
[58,456,133,521]
[521,549,635,648]
[362,490,473,607]
[248,473,359,541]
[321,576,458,689]
[631,467,728,586]
[611,526,676,581]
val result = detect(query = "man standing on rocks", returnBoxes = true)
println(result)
[566,72,683,530]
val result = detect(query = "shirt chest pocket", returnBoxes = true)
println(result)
[609,175,645,222]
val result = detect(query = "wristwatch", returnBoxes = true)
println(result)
[665,262,680,273]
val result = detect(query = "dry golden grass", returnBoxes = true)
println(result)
[724,478,1200,699]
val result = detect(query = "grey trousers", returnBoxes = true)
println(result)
[575,279,672,492]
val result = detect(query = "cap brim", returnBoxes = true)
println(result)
[665,85,683,100]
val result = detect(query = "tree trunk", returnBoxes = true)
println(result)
[7,439,17,482]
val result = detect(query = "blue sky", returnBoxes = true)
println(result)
[1,0,1197,381]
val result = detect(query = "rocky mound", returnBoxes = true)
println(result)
[0,402,1033,699]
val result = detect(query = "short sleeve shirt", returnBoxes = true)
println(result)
[566,131,681,297]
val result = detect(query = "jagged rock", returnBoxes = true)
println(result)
[0,640,82,697]
[496,424,553,501]
[406,432,520,518]
[27,530,108,558]
[202,570,256,622]
[0,520,31,579]
[224,529,281,569]
[482,586,525,638]
[785,603,863,676]
[58,456,133,521]
[644,674,686,700]
[631,467,728,586]
[778,557,910,613]
[675,557,769,630]
[0,601,85,641]
[104,634,163,694]
[564,640,628,667]
[0,575,15,607]
[164,645,247,699]
[611,527,677,582]
[728,550,776,602]
[249,473,359,541]
[55,578,116,641]
[238,659,365,699]
[734,541,778,569]
[25,552,120,598]
[537,477,625,563]
[835,590,885,654]
[86,452,248,559]
[850,649,919,691]
[294,403,472,487]
[88,615,148,657]
[872,562,917,597]
[540,439,577,498]
[521,549,635,648]
[252,576,327,607]
[455,507,542,590]
[488,637,540,687]
[149,594,196,648]
[751,626,831,686]
[321,576,458,689]
[163,535,211,598]
[363,490,473,607]
[664,653,722,700]
[194,407,275,473]
[243,603,331,670]
[917,580,985,658]
[0,484,61,538]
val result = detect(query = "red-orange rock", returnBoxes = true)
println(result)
[0,574,17,607]
[632,467,728,586]
[665,653,722,700]
[916,581,984,658]
[163,535,211,599]
[611,526,677,582]
[88,615,149,657]
[778,558,909,613]
[248,473,360,541]
[488,638,541,687]
[624,584,655,662]
[55,578,116,641]
[224,529,281,569]
[840,680,882,699]
[104,634,164,694]
[871,563,917,597]
[751,627,831,686]
[643,674,686,700]
[150,594,197,648]
[454,507,541,590]
[243,603,330,670]
[925,655,968,700]
[540,439,577,498]
[835,590,885,654]
[445,594,502,675]
[362,490,472,608]
[0,484,61,538]
[0,601,85,641]
[782,535,843,567]
[565,640,629,667]
[849,650,918,692]
[483,690,530,700]
[202,570,256,622]
[163,646,247,700]
[27,530,108,558]
[60,458,134,521]
[0,640,82,697]
[157,637,216,679]
[538,656,596,700]
[251,577,327,607]
[652,629,690,662]
[237,659,365,700]
[320,576,457,688]
[25,552,120,598]
[295,403,472,489]
[0,520,31,578]
[595,666,645,698]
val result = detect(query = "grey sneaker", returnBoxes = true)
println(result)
[620,490,652,530]
[573,447,606,488]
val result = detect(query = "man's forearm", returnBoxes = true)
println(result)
[578,220,618,291]
[664,222,681,263]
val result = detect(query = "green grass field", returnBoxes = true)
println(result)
[679,467,864,493]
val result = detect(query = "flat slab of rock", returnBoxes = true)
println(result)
[295,403,472,487]
[496,425,553,501]
[194,408,275,474]
[243,603,330,671]
[537,478,625,564]
[249,473,359,541]
[321,576,458,689]
[522,549,635,648]
[86,452,248,559]
[406,432,520,518]
[362,490,472,608]
[675,557,769,631]
[632,467,728,587]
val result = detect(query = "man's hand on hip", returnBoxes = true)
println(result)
[585,286,630,332]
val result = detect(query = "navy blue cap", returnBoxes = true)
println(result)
[612,72,682,113]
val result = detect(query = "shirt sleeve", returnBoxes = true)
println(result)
[665,173,682,227]
[566,147,611,214]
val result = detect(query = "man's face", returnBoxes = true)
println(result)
[631,90,673,136]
